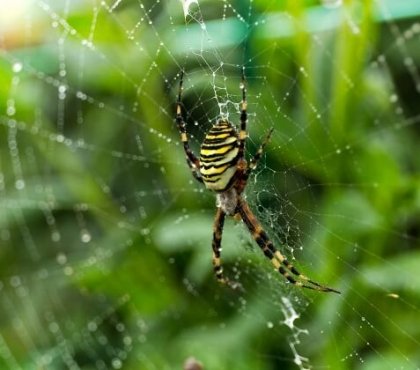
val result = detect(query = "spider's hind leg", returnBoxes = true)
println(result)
[237,199,340,294]
[273,250,340,294]
[212,207,243,291]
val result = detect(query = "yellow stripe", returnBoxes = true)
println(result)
[201,148,239,170]
[209,127,233,133]
[200,164,229,176]
[275,251,285,262]
[271,257,281,269]
[202,136,237,147]
[200,145,234,157]
[203,166,236,191]
[206,133,231,140]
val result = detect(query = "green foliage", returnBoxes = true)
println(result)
[0,1,419,369]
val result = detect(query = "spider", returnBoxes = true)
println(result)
[175,68,340,294]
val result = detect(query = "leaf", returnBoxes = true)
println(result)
[362,250,420,293]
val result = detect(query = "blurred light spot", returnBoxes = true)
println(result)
[0,0,32,32]
[321,0,342,8]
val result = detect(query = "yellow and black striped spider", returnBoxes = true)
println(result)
[175,68,339,294]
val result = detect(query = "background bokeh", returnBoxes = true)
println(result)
[1,0,420,369]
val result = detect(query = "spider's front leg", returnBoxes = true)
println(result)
[212,207,243,291]
[237,68,273,179]
[175,70,203,183]
[246,127,274,176]
[234,126,273,196]
[237,66,248,161]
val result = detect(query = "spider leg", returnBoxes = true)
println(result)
[212,207,242,290]
[245,127,274,177]
[237,66,248,161]
[237,199,340,294]
[176,70,203,183]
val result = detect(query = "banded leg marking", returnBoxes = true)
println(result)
[212,208,241,290]
[246,127,274,175]
[212,207,226,283]
[238,199,340,293]
[238,66,248,160]
[176,70,203,183]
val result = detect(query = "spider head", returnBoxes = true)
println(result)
[216,116,230,125]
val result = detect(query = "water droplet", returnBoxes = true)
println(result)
[88,321,98,332]
[76,91,87,100]
[10,275,21,287]
[12,62,23,73]
[48,322,59,333]
[123,336,132,346]
[81,230,92,243]
[111,358,122,369]
[116,323,125,332]
[299,66,308,77]
[57,253,67,265]
[6,105,16,116]
[15,179,25,190]
[64,266,74,276]
[51,231,61,242]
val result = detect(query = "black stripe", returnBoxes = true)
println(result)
[200,144,236,157]
[200,154,225,162]
[201,140,237,150]
[200,150,237,165]
[263,247,274,259]
[208,127,234,133]
[283,260,301,276]
[279,266,297,284]
[203,137,236,145]
[201,160,229,168]
[239,207,254,231]
[201,161,236,170]
[201,176,220,182]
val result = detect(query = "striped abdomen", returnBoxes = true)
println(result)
[200,119,239,192]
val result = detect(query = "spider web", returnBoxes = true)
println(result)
[0,0,420,369]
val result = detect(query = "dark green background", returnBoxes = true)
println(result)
[0,0,419,369]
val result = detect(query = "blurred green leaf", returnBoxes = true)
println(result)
[362,251,420,293]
